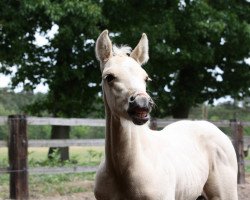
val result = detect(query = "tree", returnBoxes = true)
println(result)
[103,0,250,118]
[0,0,104,160]
[1,0,250,124]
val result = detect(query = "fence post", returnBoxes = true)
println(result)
[8,115,29,199]
[231,120,245,184]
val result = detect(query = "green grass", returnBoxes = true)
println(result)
[245,152,250,173]
[0,146,104,199]
[1,146,249,198]
[0,172,96,199]
[29,172,95,198]
[0,146,104,166]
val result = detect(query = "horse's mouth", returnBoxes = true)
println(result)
[128,107,150,125]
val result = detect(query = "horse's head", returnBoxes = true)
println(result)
[95,30,153,125]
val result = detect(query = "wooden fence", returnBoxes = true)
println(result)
[0,115,249,199]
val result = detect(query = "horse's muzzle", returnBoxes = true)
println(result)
[127,93,154,125]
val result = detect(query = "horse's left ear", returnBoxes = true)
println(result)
[130,33,149,65]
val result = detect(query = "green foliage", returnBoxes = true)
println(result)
[28,125,51,139]
[29,172,94,196]
[71,126,105,139]
[0,123,105,140]
[0,172,94,199]
[0,125,8,140]
[0,0,104,118]
[0,89,105,139]
[208,104,250,121]
[28,148,103,167]
[103,0,250,118]
[27,126,104,140]
[84,149,103,166]
[0,88,49,139]
[1,0,250,121]
[189,101,250,135]
[0,146,104,168]
[0,103,14,116]
[0,88,39,115]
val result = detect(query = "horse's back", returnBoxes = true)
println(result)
[160,120,238,199]
[162,120,237,168]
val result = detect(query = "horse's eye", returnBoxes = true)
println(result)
[105,74,116,83]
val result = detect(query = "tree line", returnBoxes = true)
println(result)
[1,88,250,140]
[0,88,105,140]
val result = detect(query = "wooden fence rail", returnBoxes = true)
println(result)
[1,115,250,127]
[0,139,105,148]
[0,166,99,175]
[0,115,249,199]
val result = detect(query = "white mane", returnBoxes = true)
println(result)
[113,45,132,56]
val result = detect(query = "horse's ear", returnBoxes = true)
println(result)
[95,30,113,64]
[130,33,149,65]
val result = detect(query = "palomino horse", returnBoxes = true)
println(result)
[94,30,238,200]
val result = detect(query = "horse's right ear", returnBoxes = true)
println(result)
[130,33,149,65]
[95,30,113,65]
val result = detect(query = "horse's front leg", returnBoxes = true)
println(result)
[94,176,121,200]
[94,165,121,200]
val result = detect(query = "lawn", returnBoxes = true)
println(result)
[0,146,104,166]
[0,146,249,199]
[0,146,104,199]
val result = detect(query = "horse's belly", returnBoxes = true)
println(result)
[174,170,207,200]
[175,187,203,200]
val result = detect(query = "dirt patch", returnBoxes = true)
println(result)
[34,192,94,200]
[238,173,250,200]
[34,174,250,200]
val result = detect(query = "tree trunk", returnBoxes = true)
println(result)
[171,67,197,119]
[171,102,190,119]
[48,125,70,161]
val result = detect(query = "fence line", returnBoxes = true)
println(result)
[0,139,105,148]
[1,116,250,151]
[0,116,106,126]
[0,166,98,175]
[1,115,250,127]
[1,137,250,148]
[0,115,249,199]
[27,117,106,126]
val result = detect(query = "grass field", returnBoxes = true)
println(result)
[0,146,249,199]
[0,146,104,167]
[0,146,104,199]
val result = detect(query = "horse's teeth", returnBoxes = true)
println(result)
[136,112,147,118]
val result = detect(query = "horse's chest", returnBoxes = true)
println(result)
[120,184,165,200]
[116,169,168,199]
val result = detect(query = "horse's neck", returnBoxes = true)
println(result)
[104,104,146,174]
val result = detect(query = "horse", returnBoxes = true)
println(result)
[94,30,238,200]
